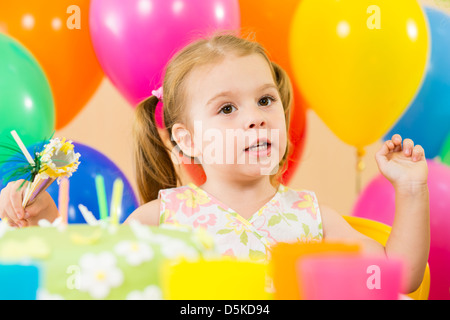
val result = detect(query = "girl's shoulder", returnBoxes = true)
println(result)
[158,184,193,196]
[124,198,161,226]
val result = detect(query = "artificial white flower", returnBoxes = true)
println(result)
[78,252,123,299]
[39,138,80,182]
[126,285,162,300]
[114,240,153,266]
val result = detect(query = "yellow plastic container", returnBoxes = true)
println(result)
[161,258,271,300]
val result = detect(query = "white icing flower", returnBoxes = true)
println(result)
[78,252,123,299]
[37,217,66,232]
[114,241,153,266]
[38,217,62,228]
[129,219,154,241]
[160,238,199,261]
[126,285,162,300]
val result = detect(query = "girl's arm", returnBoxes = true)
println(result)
[322,134,430,293]
[321,200,428,293]
[386,183,429,292]
[376,134,430,292]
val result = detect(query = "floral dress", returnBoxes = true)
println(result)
[158,183,323,261]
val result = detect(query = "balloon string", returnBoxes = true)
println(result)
[356,148,366,195]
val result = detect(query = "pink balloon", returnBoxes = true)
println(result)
[89,0,240,126]
[352,160,450,299]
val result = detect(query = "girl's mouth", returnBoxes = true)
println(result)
[244,140,272,157]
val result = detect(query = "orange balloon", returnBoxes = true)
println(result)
[0,1,103,129]
[240,0,307,185]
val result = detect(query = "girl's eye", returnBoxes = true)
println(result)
[258,96,276,107]
[219,104,236,115]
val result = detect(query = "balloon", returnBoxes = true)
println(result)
[89,0,240,118]
[0,0,104,129]
[0,33,55,163]
[90,0,239,186]
[240,0,307,184]
[289,0,429,152]
[351,174,395,226]
[45,142,139,224]
[440,132,450,167]
[385,8,450,159]
[352,160,450,300]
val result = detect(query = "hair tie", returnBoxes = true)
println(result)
[151,86,163,101]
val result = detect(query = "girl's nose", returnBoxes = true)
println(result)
[245,107,267,129]
[248,121,265,129]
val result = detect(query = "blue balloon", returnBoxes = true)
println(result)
[385,7,450,158]
[0,141,139,224]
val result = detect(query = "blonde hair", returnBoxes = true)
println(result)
[133,33,294,204]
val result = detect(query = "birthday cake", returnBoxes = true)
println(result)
[0,220,217,300]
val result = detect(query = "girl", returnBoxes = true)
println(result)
[0,34,429,293]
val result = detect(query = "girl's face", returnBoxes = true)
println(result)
[174,53,287,179]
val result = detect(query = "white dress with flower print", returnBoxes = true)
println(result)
[158,183,323,261]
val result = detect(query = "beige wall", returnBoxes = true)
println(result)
[56,0,449,216]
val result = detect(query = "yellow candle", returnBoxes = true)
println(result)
[110,178,124,226]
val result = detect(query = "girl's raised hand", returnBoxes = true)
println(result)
[375,134,428,191]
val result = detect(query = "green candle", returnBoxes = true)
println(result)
[95,175,108,221]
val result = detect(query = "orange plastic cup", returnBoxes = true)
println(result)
[270,242,361,299]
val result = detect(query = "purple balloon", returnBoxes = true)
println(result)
[89,0,240,124]
[352,160,450,299]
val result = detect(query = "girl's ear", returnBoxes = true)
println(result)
[171,123,201,158]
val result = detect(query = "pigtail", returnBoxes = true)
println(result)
[133,95,181,204]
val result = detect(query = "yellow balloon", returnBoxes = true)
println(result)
[289,0,429,151]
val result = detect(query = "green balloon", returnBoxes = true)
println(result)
[440,132,450,167]
[0,33,55,163]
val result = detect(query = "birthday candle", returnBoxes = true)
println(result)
[110,178,124,226]
[78,204,99,226]
[58,178,70,225]
[95,175,108,221]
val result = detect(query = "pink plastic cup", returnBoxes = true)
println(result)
[296,255,404,300]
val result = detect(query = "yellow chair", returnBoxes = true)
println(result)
[343,215,430,300]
